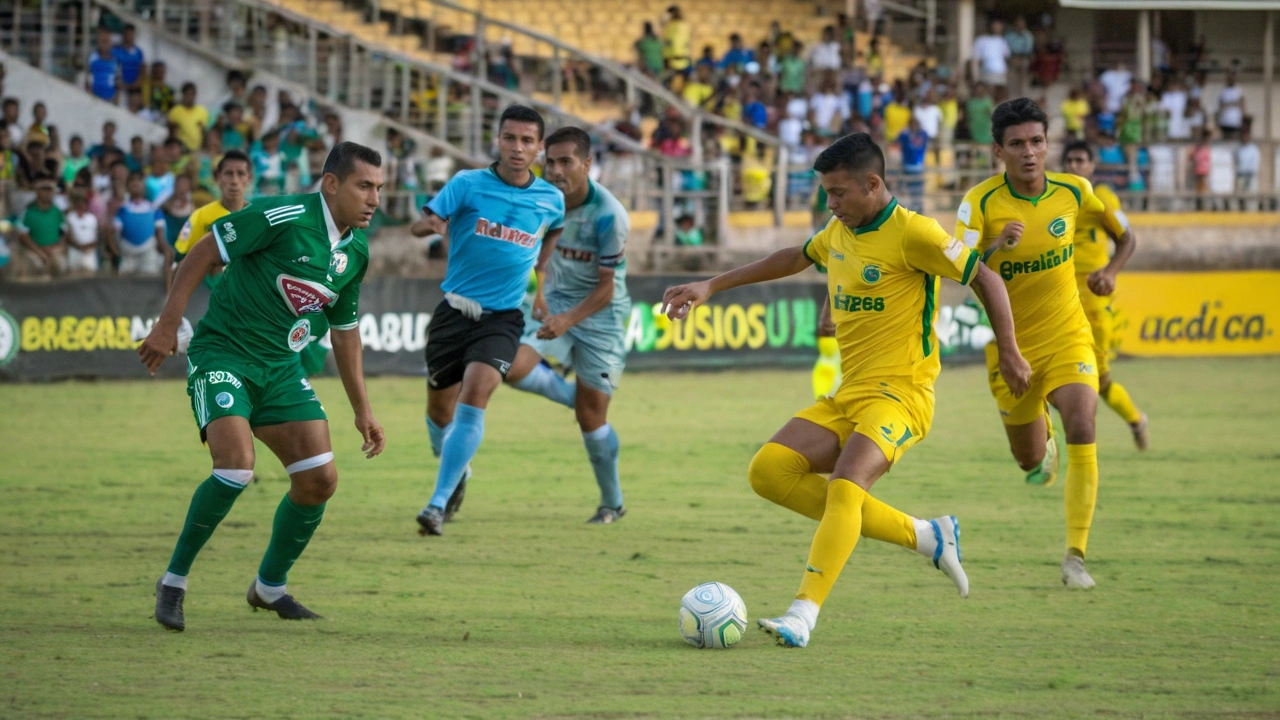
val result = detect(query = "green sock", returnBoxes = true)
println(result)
[166,474,247,577]
[257,494,326,586]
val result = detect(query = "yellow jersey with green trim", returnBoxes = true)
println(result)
[803,198,980,388]
[956,171,1104,358]
[176,200,246,256]
[1071,182,1128,274]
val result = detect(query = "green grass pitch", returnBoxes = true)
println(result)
[2,358,1278,718]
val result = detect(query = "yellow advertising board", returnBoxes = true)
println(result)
[1114,272,1280,357]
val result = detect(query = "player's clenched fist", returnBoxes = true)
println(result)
[662,280,712,321]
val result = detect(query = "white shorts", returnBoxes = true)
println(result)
[66,247,100,273]
[119,240,163,275]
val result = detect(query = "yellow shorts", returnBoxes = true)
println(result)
[794,382,932,466]
[985,341,1099,425]
[1076,274,1114,376]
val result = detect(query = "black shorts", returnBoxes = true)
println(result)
[424,300,524,389]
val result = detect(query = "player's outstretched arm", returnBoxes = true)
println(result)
[971,263,1032,397]
[331,327,385,459]
[662,246,812,320]
[1089,227,1136,297]
[137,232,222,375]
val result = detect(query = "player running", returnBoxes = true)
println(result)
[410,105,565,536]
[956,98,1111,589]
[140,142,387,631]
[500,127,632,524]
[663,133,1030,648]
[1061,140,1149,449]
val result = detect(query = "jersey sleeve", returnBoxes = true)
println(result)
[954,187,986,251]
[904,216,981,286]
[1094,184,1130,238]
[324,257,367,330]
[425,172,468,220]
[174,214,198,255]
[596,207,629,270]
[548,192,566,233]
[801,222,834,270]
[210,202,290,263]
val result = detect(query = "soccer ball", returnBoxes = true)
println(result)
[678,582,747,649]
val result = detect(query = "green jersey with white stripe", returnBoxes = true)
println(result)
[189,192,368,366]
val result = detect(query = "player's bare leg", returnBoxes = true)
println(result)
[248,420,336,619]
[425,381,469,521]
[576,381,623,523]
[1002,412,1058,487]
[503,344,545,385]
[1099,372,1149,451]
[419,363,503,535]
[505,343,576,408]
[155,416,256,631]
[1048,383,1100,589]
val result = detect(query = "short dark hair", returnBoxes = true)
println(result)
[181,82,196,94]
[164,137,184,148]
[127,170,146,182]
[498,104,545,141]
[216,149,252,174]
[812,132,886,178]
[991,97,1048,145]
[70,134,83,145]
[322,141,382,181]
[2,97,16,109]
[544,126,591,159]
[124,23,136,32]
[224,101,242,114]
[108,159,127,171]
[1062,140,1093,164]
[32,172,55,186]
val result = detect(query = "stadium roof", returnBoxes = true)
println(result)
[1059,0,1280,8]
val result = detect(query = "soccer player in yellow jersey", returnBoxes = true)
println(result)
[174,150,252,264]
[1062,140,1149,449]
[663,134,1030,648]
[956,99,1108,589]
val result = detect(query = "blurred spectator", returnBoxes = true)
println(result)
[778,43,806,95]
[87,28,121,103]
[682,65,715,109]
[1190,130,1211,200]
[1216,71,1244,140]
[674,213,702,246]
[636,23,664,76]
[1185,96,1207,139]
[1235,125,1259,194]
[17,139,59,191]
[662,6,692,75]
[721,34,754,74]
[28,102,48,141]
[317,112,342,155]
[695,46,717,73]
[809,26,842,72]
[15,175,65,278]
[44,127,63,170]
[62,136,90,187]
[1162,78,1191,141]
[856,73,874,120]
[897,116,927,210]
[90,159,128,227]
[1117,80,1145,161]
[145,146,175,207]
[214,71,251,117]
[147,61,175,114]
[88,121,120,162]
[112,171,169,279]
[1032,33,1064,86]
[1004,16,1034,97]
[741,82,768,129]
[971,20,1010,91]
[1098,63,1131,115]
[0,132,19,183]
[866,37,883,77]
[386,127,420,192]
[1096,132,1125,167]
[251,131,287,195]
[425,145,455,194]
[221,103,249,150]
[194,131,222,204]
[913,88,943,142]
[651,108,690,157]
[835,12,856,61]
[1142,87,1166,143]
[3,98,23,146]
[124,136,146,173]
[883,87,911,145]
[162,173,194,259]
[1060,86,1088,140]
[938,83,958,148]
[756,41,776,76]
[276,103,320,191]
[112,24,145,91]
[809,72,850,138]
[127,87,161,124]
[168,82,209,152]
[63,188,100,275]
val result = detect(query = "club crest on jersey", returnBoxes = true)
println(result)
[288,318,312,352]
[475,218,538,248]
[215,392,234,409]
[220,221,237,244]
[330,251,348,274]
[1048,217,1069,239]
[861,264,882,284]
[276,274,337,316]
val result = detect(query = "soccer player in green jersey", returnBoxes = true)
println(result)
[139,142,387,631]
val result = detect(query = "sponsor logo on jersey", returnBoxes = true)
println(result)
[861,264,882,284]
[557,246,597,263]
[220,221,237,244]
[292,256,311,264]
[1048,216,1069,239]
[206,370,243,388]
[831,251,845,261]
[956,201,972,225]
[1077,362,1096,375]
[288,317,312,352]
[265,204,307,227]
[475,218,539,248]
[998,244,1074,281]
[330,251,348,274]
[301,378,313,391]
[942,237,964,262]
[276,275,338,316]
[215,392,234,409]
[832,285,886,312]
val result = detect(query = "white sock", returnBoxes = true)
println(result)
[787,599,819,631]
[913,518,938,558]
[255,577,287,603]
[161,572,188,590]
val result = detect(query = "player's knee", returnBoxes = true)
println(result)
[286,452,337,502]
[210,447,254,471]
[1097,374,1112,397]
[1061,414,1096,445]
[748,443,806,505]
[1012,443,1045,471]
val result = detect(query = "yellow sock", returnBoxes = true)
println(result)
[1064,443,1099,557]
[747,443,827,521]
[1102,382,1143,425]
[797,480,866,607]
[860,494,917,549]
[811,336,841,399]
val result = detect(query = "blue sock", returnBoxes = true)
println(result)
[583,423,622,509]
[426,416,446,458]
[427,403,485,510]
[512,363,576,409]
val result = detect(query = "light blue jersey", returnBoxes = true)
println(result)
[546,179,630,311]
[426,165,565,312]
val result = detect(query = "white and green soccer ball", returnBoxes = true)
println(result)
[678,582,747,649]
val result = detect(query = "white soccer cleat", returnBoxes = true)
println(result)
[757,613,810,648]
[1130,413,1150,452]
[1061,554,1097,589]
[929,515,969,598]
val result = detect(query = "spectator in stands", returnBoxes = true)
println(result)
[1162,78,1191,141]
[147,61,175,114]
[651,107,691,157]
[636,23,664,77]
[425,145,455,195]
[674,213,702,246]
[695,45,717,73]
[145,146,175,207]
[662,6,692,76]
[866,37,884,77]
[251,130,287,195]
[1185,96,1207,139]
[971,19,1010,94]
[898,116,928,210]
[44,127,63,172]
[112,24,145,92]
[168,83,209,153]
[122,136,144,173]
[1004,15,1034,98]
[246,85,270,139]
[62,136,90,187]
[0,132,19,184]
[63,187,99,275]
[778,42,806,96]
[17,139,59,191]
[938,82,958,149]
[161,173,194,259]
[777,90,805,155]
[90,159,127,229]
[1235,125,1259,197]
[193,131,222,203]
[721,34,754,74]
[1216,70,1245,140]
[15,175,65,278]
[317,112,342,156]
[276,104,320,191]
[87,28,121,103]
[809,26,842,72]
[809,72,849,139]
[1060,85,1089,140]
[1190,129,1212,201]
[1032,32,1065,87]
[756,41,777,77]
[88,121,119,163]
[28,102,48,141]
[682,65,715,109]
[3,98,23,147]
[913,88,943,144]
[835,12,856,62]
[1117,80,1145,162]
[740,82,767,129]
[1098,62,1131,116]
[220,103,249,151]
[882,86,911,145]
[965,82,994,166]
[215,71,250,118]
[111,171,169,280]
[127,87,161,124]
[1142,86,1167,143]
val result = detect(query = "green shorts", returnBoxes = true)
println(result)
[186,350,327,439]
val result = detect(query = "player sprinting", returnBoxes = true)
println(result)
[140,142,387,631]
[501,126,631,524]
[1061,140,1149,449]
[410,105,565,536]
[956,98,1110,589]
[662,133,1030,648]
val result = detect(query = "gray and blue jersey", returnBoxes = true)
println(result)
[426,164,565,312]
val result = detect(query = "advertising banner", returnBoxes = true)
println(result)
[1114,271,1280,357]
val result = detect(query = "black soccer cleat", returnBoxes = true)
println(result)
[154,578,186,632]
[443,467,470,522]
[246,581,321,620]
[587,506,627,525]
[416,506,445,536]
